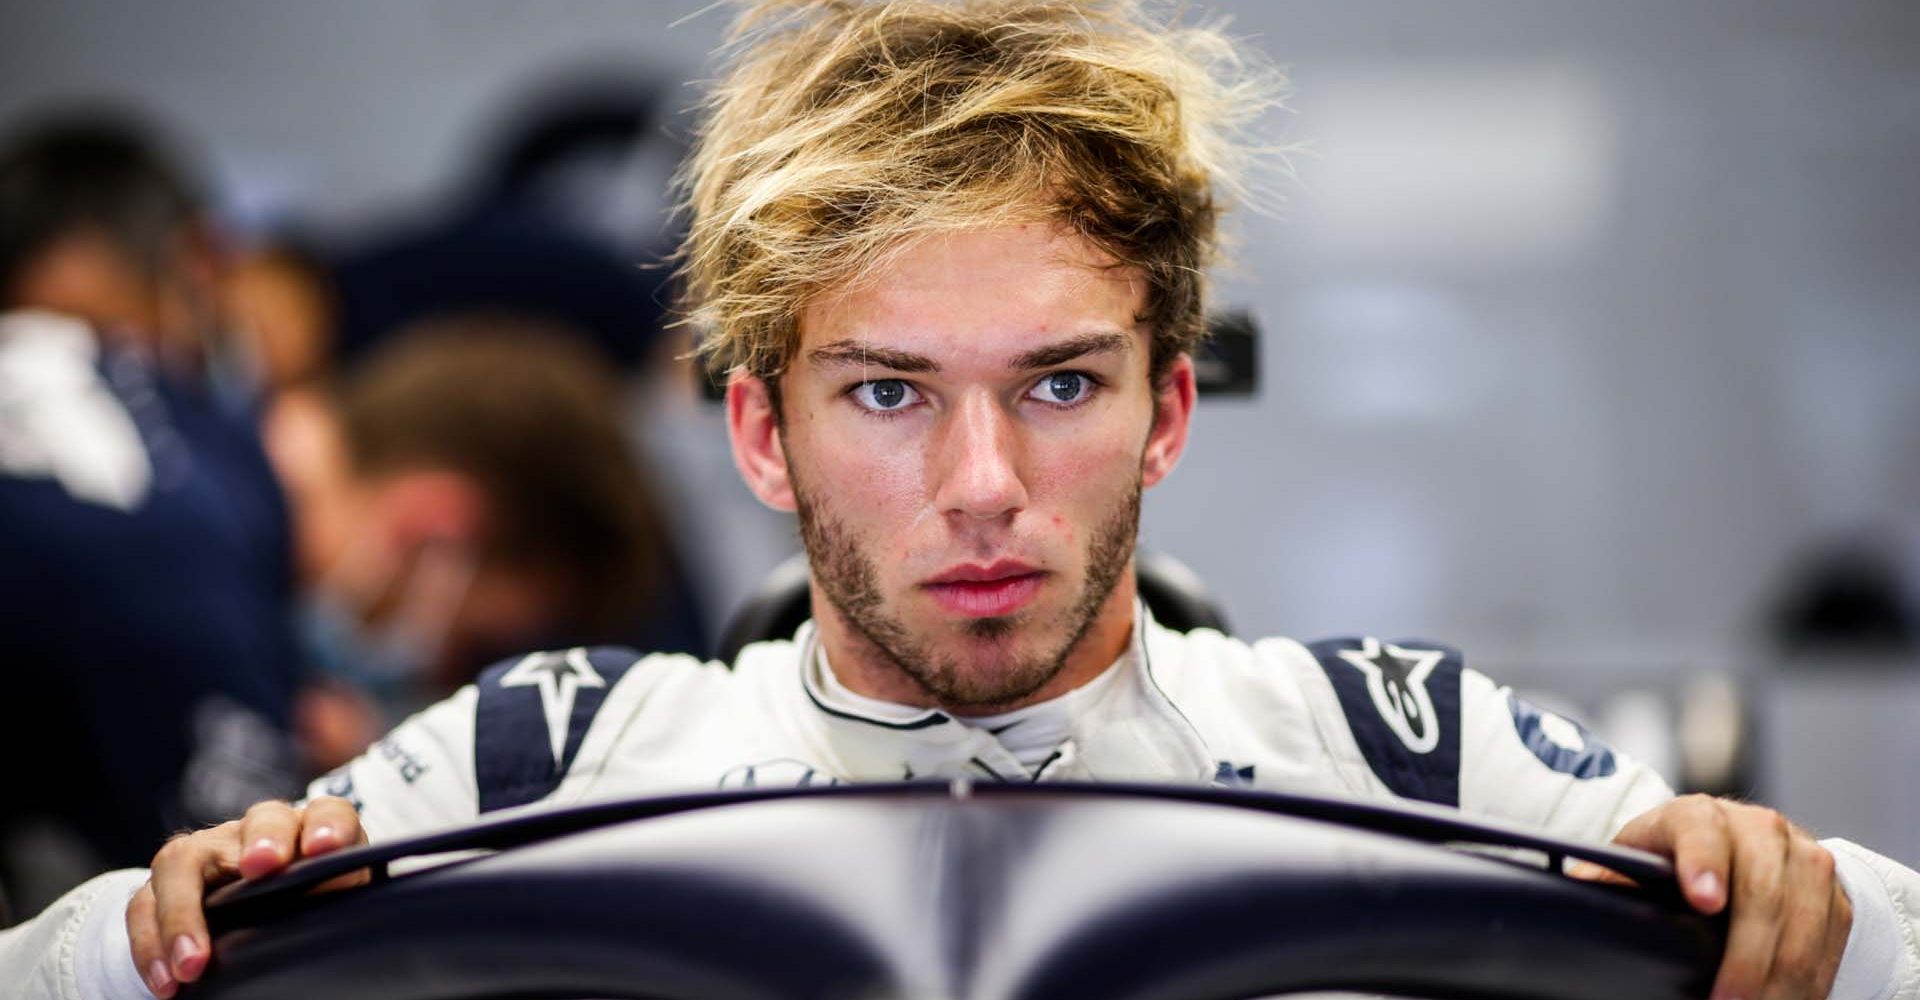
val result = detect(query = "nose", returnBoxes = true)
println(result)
[932,390,1028,521]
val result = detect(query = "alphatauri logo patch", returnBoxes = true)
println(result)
[499,648,608,768]
[1335,637,1446,754]
[475,645,636,814]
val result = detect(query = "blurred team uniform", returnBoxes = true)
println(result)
[0,310,300,891]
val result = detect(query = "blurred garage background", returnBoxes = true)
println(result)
[1,0,1915,913]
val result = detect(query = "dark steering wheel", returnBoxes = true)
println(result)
[192,782,1724,1000]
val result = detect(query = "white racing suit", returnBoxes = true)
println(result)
[6,607,1918,998]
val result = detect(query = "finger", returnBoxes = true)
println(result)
[126,881,175,999]
[1758,836,1836,1000]
[151,828,240,984]
[1710,807,1791,1000]
[314,867,377,893]
[236,800,303,880]
[299,796,365,856]
[1616,795,1733,913]
[1565,858,1637,887]
[301,796,375,891]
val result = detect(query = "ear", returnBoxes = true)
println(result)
[381,469,488,549]
[1141,353,1196,490]
[726,371,798,512]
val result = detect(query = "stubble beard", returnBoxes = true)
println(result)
[794,479,1141,710]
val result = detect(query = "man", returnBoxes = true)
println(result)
[270,315,698,749]
[0,114,304,913]
[4,2,1917,999]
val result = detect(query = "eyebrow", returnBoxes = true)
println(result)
[1007,331,1133,371]
[806,340,939,373]
[806,331,1133,375]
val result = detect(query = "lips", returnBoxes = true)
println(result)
[921,561,1046,617]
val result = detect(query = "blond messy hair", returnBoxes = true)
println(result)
[678,0,1280,385]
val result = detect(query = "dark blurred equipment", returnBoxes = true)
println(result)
[194,784,1724,1000]
[714,552,812,660]
[716,549,1228,663]
[1769,539,1917,657]
[1132,549,1233,633]
[0,115,302,914]
[1193,308,1259,396]
[327,81,679,373]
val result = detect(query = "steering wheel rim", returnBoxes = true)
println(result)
[193,784,1724,1000]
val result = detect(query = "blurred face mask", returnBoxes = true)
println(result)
[295,538,477,712]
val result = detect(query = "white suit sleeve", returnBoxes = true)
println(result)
[1827,838,1920,1000]
[0,868,154,1000]
[303,684,480,843]
[1461,668,1920,998]
[1458,668,1675,841]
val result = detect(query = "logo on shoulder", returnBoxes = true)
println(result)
[1336,637,1445,754]
[499,648,607,768]
[1507,694,1617,779]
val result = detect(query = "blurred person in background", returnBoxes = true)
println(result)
[292,78,720,654]
[269,316,701,769]
[0,113,302,915]
[219,235,337,397]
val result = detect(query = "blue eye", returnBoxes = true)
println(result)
[852,379,920,412]
[1028,371,1093,406]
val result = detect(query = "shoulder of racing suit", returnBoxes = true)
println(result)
[1140,622,1673,842]
[307,644,743,842]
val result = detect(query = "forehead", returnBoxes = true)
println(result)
[798,224,1145,362]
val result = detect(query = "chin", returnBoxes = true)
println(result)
[934,665,1066,712]
[956,614,1022,642]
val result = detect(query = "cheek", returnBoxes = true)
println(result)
[1027,432,1140,543]
[797,420,929,547]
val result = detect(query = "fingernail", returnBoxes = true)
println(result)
[310,824,337,848]
[250,837,278,856]
[172,934,201,975]
[147,958,174,993]
[1691,871,1722,901]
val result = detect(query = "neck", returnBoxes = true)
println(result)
[811,565,1139,717]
